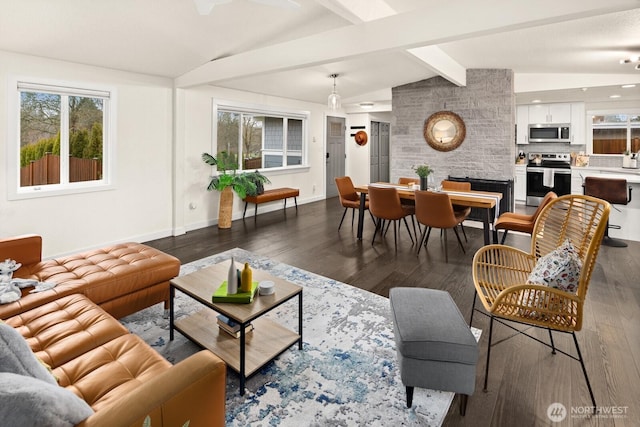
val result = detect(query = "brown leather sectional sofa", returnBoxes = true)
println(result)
[0,235,227,427]
[0,234,180,320]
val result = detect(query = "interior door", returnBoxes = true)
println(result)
[370,121,390,182]
[378,122,390,182]
[370,122,379,182]
[326,116,345,198]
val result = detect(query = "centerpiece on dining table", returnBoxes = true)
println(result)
[412,164,434,190]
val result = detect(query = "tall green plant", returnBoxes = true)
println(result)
[202,152,270,199]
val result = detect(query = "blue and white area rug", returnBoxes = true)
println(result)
[120,248,481,426]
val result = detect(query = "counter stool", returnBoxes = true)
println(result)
[389,287,478,415]
[583,176,632,247]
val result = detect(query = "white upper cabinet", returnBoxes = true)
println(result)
[516,105,529,144]
[528,103,572,124]
[570,102,585,145]
[516,102,586,145]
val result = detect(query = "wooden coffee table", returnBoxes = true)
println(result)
[169,262,303,395]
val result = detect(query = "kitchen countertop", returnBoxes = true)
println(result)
[571,166,640,175]
[571,166,640,183]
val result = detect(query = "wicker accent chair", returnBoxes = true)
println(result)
[368,185,415,251]
[494,191,557,244]
[470,194,610,409]
[335,176,374,231]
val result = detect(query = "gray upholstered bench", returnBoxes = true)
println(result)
[389,287,478,415]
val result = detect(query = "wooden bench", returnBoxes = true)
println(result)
[243,187,299,219]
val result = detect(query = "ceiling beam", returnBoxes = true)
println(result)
[313,0,396,23]
[318,0,468,87]
[175,0,640,88]
[405,46,467,87]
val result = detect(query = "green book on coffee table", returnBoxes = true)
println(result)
[212,281,259,303]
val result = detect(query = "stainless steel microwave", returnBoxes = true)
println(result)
[528,124,570,142]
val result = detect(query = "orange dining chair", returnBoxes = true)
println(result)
[494,191,557,244]
[398,177,419,185]
[335,176,374,231]
[414,190,466,263]
[368,186,415,251]
[397,177,419,237]
[441,180,472,241]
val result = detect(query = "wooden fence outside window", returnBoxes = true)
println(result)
[20,153,102,186]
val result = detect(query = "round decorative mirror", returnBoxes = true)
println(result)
[423,111,466,152]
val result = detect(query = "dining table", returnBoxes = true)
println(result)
[354,183,503,245]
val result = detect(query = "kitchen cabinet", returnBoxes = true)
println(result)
[515,165,527,202]
[516,106,529,144]
[570,102,585,145]
[528,103,571,124]
[571,169,584,194]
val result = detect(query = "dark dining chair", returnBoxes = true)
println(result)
[368,186,415,251]
[414,190,466,263]
[583,177,632,247]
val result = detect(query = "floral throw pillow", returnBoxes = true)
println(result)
[527,239,582,293]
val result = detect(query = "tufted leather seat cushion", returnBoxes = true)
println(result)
[56,333,171,411]
[5,293,176,413]
[5,294,128,368]
[2,241,180,319]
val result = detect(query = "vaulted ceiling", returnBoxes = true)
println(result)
[2,0,639,110]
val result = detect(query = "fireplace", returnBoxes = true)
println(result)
[447,176,514,221]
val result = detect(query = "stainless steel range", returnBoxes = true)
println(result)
[526,153,572,206]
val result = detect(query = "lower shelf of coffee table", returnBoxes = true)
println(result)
[174,308,300,376]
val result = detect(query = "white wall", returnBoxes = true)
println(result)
[171,86,327,233]
[0,51,174,257]
[345,111,393,185]
[0,52,338,257]
[346,113,370,185]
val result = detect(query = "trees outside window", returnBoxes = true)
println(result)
[10,80,114,198]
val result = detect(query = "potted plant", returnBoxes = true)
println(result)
[202,152,270,229]
[412,164,434,190]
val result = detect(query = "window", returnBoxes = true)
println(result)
[590,112,640,155]
[215,102,308,171]
[8,79,115,199]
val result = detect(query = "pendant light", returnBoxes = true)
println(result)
[327,74,341,110]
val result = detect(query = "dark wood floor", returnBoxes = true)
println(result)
[145,198,639,427]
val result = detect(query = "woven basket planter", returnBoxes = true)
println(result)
[218,186,233,229]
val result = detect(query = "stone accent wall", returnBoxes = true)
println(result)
[391,69,515,184]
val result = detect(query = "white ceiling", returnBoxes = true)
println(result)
[1,0,639,111]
